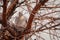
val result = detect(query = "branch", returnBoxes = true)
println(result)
[6,0,25,20]
[24,0,48,33]
[2,0,7,27]
[37,23,60,32]
[6,0,18,19]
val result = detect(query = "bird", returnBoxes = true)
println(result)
[8,12,27,32]
[14,12,27,32]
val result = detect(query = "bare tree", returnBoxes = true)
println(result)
[0,0,60,40]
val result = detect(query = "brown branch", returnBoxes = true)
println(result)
[34,16,60,20]
[40,6,60,8]
[24,0,48,33]
[2,0,7,27]
[2,0,8,40]
[6,0,25,20]
[6,0,18,19]
[37,23,60,32]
